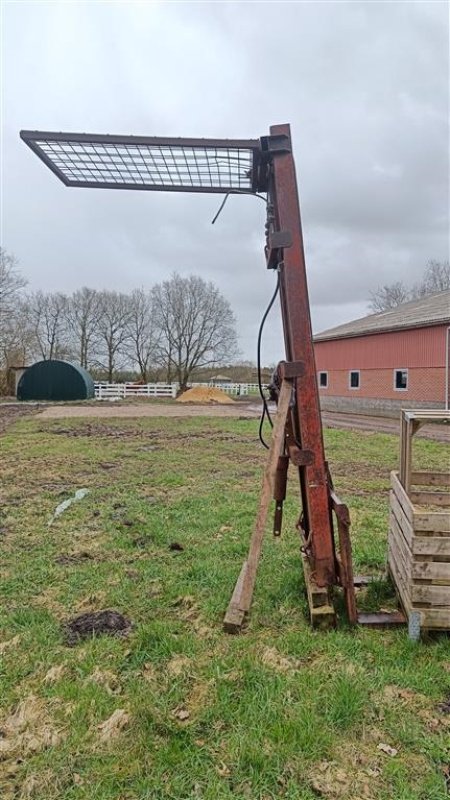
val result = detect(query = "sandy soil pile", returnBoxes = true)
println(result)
[176,386,235,404]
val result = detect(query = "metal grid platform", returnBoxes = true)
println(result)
[20,130,262,193]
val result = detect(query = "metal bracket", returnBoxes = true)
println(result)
[279,360,305,379]
[288,446,314,467]
[265,230,293,269]
[260,134,291,155]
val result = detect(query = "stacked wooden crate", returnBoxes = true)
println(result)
[388,411,450,635]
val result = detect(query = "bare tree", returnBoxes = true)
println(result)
[369,281,410,313]
[67,287,101,368]
[96,291,132,381]
[0,248,30,382]
[369,260,450,312]
[0,248,27,315]
[24,290,69,360]
[152,273,238,391]
[126,288,160,381]
[412,260,450,298]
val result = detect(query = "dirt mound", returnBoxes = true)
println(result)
[176,387,234,404]
[63,610,132,646]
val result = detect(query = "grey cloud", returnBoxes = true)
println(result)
[2,1,448,363]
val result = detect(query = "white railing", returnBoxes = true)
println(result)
[95,382,178,399]
[94,381,268,400]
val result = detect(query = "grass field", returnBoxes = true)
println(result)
[1,413,449,799]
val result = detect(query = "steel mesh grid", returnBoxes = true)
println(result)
[21,132,259,192]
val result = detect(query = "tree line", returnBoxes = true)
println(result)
[0,248,238,391]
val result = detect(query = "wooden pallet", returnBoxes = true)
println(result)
[388,469,450,633]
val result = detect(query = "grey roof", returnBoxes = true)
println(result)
[314,291,450,342]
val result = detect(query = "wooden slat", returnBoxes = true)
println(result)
[388,536,410,588]
[413,537,450,556]
[411,471,450,487]
[390,491,414,547]
[388,547,411,615]
[411,584,450,604]
[389,516,412,576]
[417,608,450,629]
[412,561,450,581]
[391,471,414,524]
[410,491,450,508]
[413,511,450,533]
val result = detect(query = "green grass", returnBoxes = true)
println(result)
[0,414,449,799]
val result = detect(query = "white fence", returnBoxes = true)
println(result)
[190,382,264,396]
[94,381,268,400]
[95,382,177,399]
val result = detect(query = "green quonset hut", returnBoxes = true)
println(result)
[17,360,95,402]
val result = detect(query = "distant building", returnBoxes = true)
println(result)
[314,291,450,415]
[209,374,232,384]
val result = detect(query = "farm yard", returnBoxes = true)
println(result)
[1,402,449,800]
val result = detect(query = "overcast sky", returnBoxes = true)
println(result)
[1,0,449,363]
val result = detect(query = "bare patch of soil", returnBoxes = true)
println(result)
[38,403,257,420]
[0,404,42,436]
[96,708,130,742]
[63,609,132,646]
[55,551,95,566]
[0,694,63,758]
[323,411,450,443]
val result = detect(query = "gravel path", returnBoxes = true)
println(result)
[37,402,258,420]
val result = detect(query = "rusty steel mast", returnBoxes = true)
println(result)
[21,124,404,629]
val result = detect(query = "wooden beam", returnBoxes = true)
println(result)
[223,379,291,632]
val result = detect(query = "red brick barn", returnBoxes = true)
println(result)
[314,291,450,415]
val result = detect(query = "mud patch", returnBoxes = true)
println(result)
[63,609,132,646]
[0,404,41,436]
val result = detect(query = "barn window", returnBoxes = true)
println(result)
[319,371,328,388]
[394,369,408,390]
[349,370,360,389]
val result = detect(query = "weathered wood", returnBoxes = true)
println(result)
[390,413,450,632]
[391,471,414,524]
[390,491,414,547]
[413,511,450,533]
[417,608,450,628]
[412,537,450,557]
[223,380,291,632]
[410,491,450,508]
[223,561,248,633]
[411,471,450,487]
[240,380,292,612]
[411,561,450,581]
[389,517,411,578]
[388,551,411,616]
[411,584,450,605]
